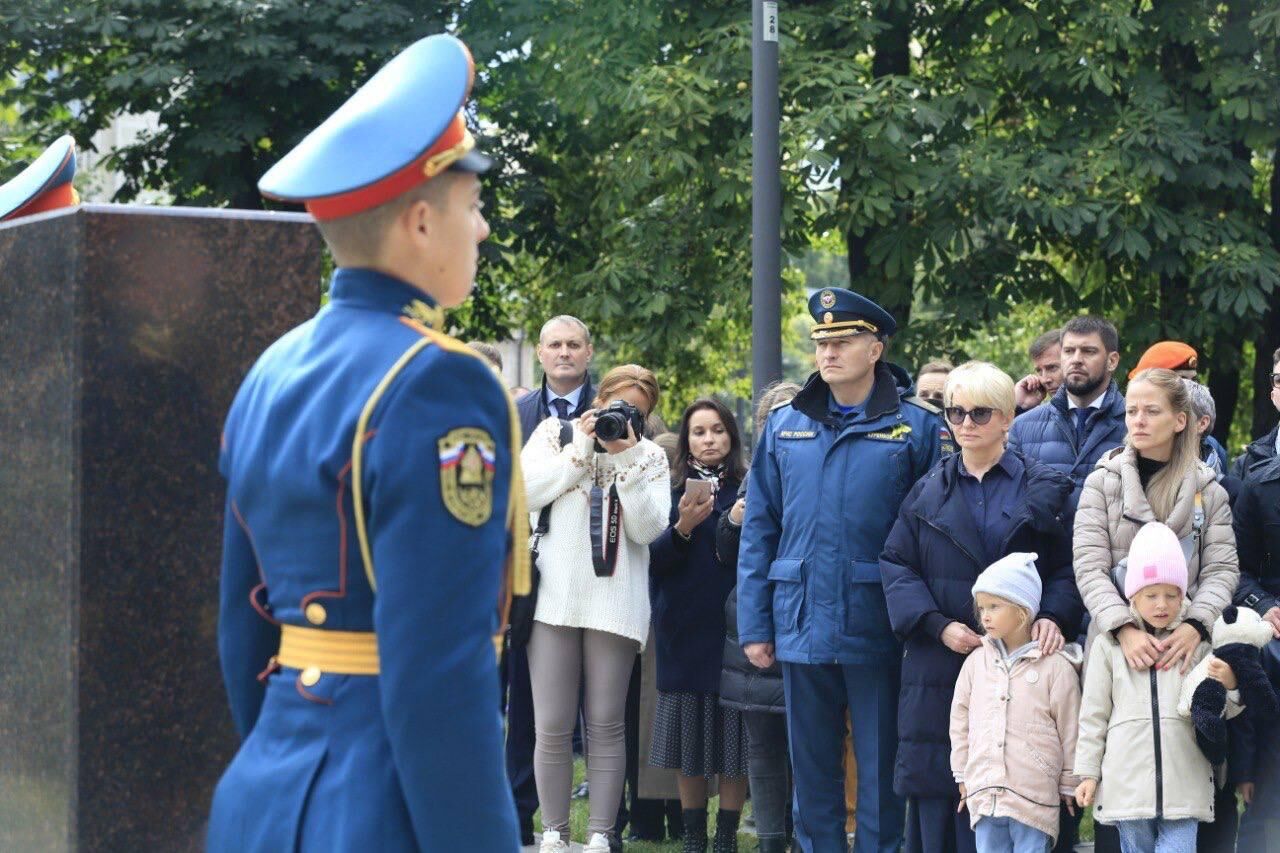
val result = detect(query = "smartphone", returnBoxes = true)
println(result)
[684,478,715,502]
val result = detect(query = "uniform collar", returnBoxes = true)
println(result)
[792,361,909,425]
[327,267,444,330]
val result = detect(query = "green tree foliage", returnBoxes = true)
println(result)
[4,0,1279,433]
[0,1,458,206]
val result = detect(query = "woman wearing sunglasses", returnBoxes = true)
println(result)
[881,361,1084,853]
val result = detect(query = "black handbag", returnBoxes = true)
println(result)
[509,420,574,649]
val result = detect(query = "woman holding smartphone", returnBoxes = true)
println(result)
[649,398,749,853]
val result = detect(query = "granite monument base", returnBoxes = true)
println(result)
[0,204,321,851]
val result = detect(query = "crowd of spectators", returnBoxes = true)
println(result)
[478,303,1280,853]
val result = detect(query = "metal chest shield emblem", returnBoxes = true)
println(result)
[438,427,496,526]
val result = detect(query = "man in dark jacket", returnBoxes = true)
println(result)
[1232,455,1280,635]
[1230,346,1280,481]
[1007,316,1126,513]
[515,315,596,441]
[508,314,595,844]
[739,287,948,853]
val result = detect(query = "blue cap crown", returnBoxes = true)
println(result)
[808,288,897,339]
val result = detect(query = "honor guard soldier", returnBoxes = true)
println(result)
[736,288,950,853]
[0,135,80,222]
[208,35,527,852]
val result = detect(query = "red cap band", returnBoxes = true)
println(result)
[305,113,469,221]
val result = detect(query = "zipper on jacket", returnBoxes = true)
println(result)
[920,516,980,568]
[1149,667,1163,818]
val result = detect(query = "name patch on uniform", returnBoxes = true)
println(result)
[438,427,496,526]
[778,430,817,440]
[865,423,912,442]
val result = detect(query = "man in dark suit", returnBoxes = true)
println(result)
[509,314,594,844]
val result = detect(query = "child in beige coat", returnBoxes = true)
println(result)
[950,552,1083,852]
[1074,522,1242,853]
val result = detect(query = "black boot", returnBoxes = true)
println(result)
[712,808,740,853]
[681,807,708,853]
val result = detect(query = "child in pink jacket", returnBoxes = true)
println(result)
[950,552,1083,852]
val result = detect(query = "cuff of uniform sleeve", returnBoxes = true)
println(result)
[739,633,773,648]
[923,612,954,641]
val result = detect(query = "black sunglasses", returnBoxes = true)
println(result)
[1271,373,1280,390]
[945,406,995,426]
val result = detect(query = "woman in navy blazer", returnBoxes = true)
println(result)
[649,398,749,853]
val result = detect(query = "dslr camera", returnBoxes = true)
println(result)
[594,400,646,452]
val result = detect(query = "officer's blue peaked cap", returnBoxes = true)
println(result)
[0,135,79,222]
[808,287,897,340]
[259,34,490,221]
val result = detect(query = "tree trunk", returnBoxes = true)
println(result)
[842,1,913,328]
[1209,330,1241,447]
[1251,141,1280,440]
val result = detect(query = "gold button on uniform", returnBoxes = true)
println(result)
[305,602,327,625]
[300,666,322,687]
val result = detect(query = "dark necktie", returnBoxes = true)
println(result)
[552,398,571,420]
[1075,406,1091,440]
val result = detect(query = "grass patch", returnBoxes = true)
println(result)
[534,760,761,851]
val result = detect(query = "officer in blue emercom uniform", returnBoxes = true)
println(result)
[208,35,527,852]
[737,288,950,853]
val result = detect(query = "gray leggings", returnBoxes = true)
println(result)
[527,621,639,837]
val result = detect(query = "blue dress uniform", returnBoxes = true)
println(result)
[737,288,951,853]
[0,135,79,221]
[207,35,525,852]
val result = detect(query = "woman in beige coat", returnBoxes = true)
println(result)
[1073,369,1238,673]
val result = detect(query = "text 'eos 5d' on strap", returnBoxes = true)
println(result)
[589,484,623,577]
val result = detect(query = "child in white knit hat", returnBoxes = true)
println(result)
[950,552,1084,852]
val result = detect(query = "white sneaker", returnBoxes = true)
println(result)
[538,830,570,853]
[583,833,611,852]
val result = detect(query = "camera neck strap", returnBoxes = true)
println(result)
[589,483,623,577]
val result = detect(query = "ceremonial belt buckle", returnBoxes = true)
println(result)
[277,624,381,676]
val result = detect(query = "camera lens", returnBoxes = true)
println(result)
[595,411,626,441]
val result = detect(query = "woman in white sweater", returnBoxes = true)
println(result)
[522,364,672,853]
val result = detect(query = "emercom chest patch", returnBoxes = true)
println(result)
[864,423,912,442]
[778,430,818,440]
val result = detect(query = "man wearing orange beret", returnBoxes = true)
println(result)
[1128,341,1199,380]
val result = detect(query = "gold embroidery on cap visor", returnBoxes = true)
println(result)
[422,129,476,178]
[438,427,497,526]
[810,319,880,340]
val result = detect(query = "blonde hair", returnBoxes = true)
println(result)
[943,360,1016,416]
[593,364,660,414]
[755,380,802,428]
[1127,368,1200,521]
[972,592,1034,634]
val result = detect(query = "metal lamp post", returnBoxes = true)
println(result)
[751,0,782,403]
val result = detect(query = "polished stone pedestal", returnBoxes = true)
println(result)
[0,204,321,851]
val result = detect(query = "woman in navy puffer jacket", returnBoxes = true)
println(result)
[880,362,1083,853]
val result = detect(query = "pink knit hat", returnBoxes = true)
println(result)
[1124,521,1188,599]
